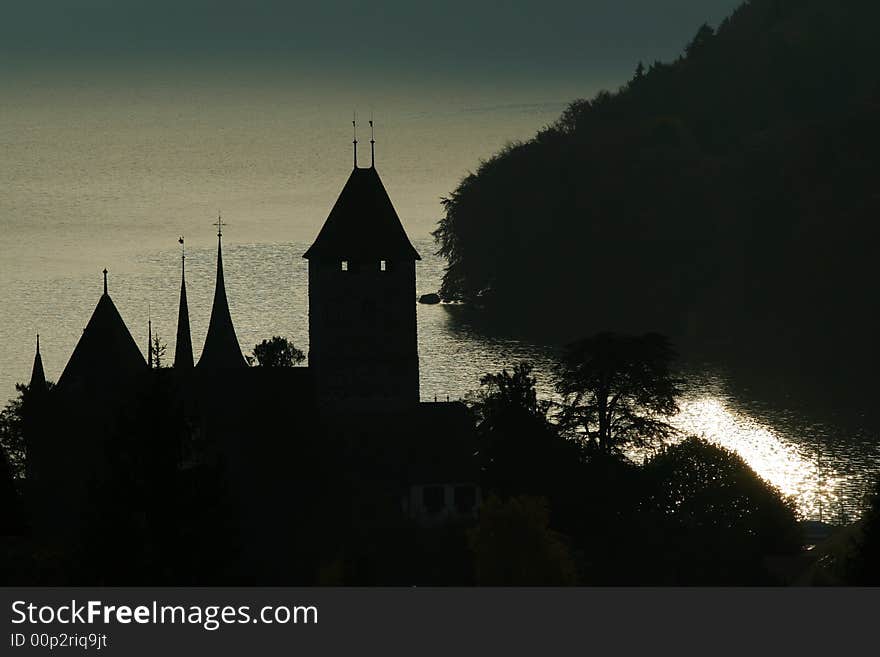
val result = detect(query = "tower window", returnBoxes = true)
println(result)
[341,260,348,271]
[380,260,387,271]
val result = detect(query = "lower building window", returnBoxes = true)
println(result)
[454,486,476,514]
[423,486,444,514]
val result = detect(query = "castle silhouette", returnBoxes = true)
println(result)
[20,135,480,582]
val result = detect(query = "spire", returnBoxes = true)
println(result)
[197,217,246,370]
[369,116,375,168]
[352,114,358,168]
[29,334,47,392]
[147,305,153,368]
[174,237,194,369]
[102,268,108,296]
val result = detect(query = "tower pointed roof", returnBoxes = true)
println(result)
[174,241,194,369]
[57,270,147,389]
[197,225,246,370]
[303,166,420,261]
[29,334,47,392]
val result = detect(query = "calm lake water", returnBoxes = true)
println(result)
[1,77,878,520]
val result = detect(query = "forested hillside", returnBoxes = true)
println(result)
[434,0,880,377]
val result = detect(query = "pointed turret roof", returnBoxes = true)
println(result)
[57,270,147,389]
[174,245,194,369]
[197,229,246,370]
[303,166,420,261]
[29,335,47,392]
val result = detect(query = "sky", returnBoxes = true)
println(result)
[1,1,742,83]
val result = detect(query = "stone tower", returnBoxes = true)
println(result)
[304,138,420,411]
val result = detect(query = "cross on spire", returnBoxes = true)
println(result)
[214,213,224,238]
[102,268,108,295]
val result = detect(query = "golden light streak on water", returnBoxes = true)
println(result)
[671,396,844,520]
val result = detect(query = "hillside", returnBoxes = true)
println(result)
[434,0,880,378]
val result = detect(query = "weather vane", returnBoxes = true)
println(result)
[352,112,358,167]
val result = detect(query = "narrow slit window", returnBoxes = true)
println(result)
[341,260,348,271]
[380,260,387,271]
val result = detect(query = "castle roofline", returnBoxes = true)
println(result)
[303,166,421,261]
[197,231,246,370]
[57,284,147,389]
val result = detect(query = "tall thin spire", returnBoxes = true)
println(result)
[102,268,108,296]
[30,334,47,392]
[174,236,194,368]
[369,115,375,168]
[197,217,246,369]
[352,114,358,168]
[147,304,153,368]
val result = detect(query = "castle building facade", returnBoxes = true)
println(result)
[21,137,478,575]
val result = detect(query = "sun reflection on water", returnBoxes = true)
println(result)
[670,396,843,520]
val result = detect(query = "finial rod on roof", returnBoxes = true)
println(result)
[102,268,108,295]
[214,213,224,239]
[352,113,358,168]
[36,333,40,355]
[369,115,375,168]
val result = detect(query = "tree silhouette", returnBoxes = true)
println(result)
[151,334,167,368]
[0,386,27,479]
[471,362,551,424]
[640,437,801,583]
[684,22,715,58]
[469,363,582,499]
[252,336,305,368]
[634,61,645,81]
[556,333,682,454]
[0,447,23,535]
[0,381,54,479]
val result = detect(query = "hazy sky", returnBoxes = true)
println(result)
[3,1,741,82]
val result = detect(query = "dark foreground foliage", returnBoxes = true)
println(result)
[0,329,821,586]
[640,438,802,584]
[466,358,804,585]
[848,478,880,584]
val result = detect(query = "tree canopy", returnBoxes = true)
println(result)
[0,382,54,479]
[640,437,802,583]
[252,336,305,368]
[556,333,682,454]
[469,363,583,499]
[468,495,578,586]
